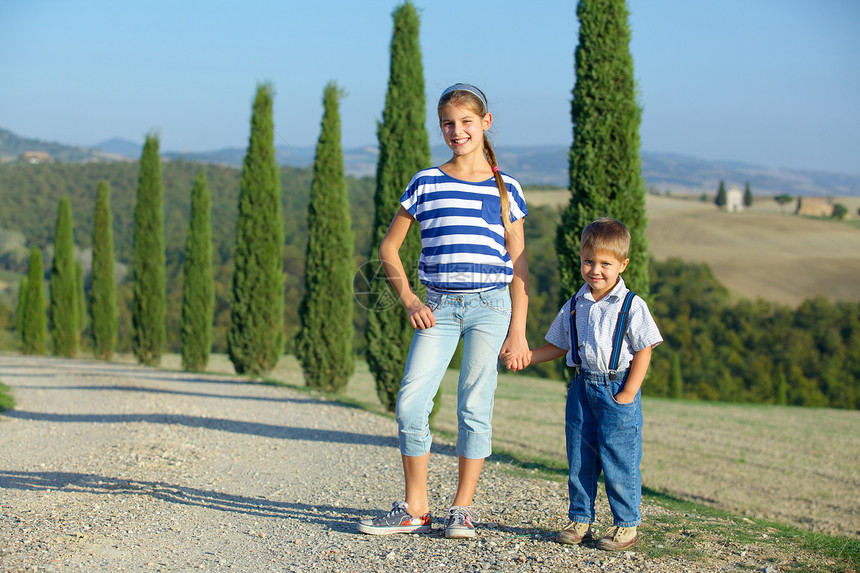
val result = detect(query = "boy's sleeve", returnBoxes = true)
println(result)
[627,298,663,352]
[544,300,571,351]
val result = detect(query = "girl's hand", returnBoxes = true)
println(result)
[501,350,532,371]
[499,334,529,371]
[406,296,436,330]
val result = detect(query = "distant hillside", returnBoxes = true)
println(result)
[640,152,860,198]
[0,129,130,164]
[94,137,860,198]
[2,127,858,198]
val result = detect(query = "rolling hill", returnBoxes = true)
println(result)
[3,127,858,198]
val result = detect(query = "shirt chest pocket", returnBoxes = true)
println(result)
[481,194,502,225]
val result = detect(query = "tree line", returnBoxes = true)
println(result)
[645,259,859,409]
[6,153,856,410]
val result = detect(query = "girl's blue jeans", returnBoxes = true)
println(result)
[396,287,511,459]
[565,369,643,527]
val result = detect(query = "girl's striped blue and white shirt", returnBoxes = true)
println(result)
[399,167,528,293]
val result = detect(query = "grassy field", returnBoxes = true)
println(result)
[527,191,860,307]
[159,353,859,543]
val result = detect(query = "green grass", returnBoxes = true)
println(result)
[0,381,15,411]
[479,451,859,572]
[637,490,859,572]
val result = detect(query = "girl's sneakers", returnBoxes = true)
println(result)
[357,502,477,538]
[357,502,432,535]
[443,505,478,539]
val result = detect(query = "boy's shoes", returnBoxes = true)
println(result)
[596,525,638,551]
[444,505,477,539]
[357,501,432,535]
[555,521,592,545]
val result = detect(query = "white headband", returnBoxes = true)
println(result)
[439,83,488,111]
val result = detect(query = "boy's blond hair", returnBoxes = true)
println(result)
[580,217,630,262]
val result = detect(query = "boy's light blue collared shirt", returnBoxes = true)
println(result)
[544,276,663,372]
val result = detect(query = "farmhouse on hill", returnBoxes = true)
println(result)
[796,197,834,217]
[723,185,744,212]
[20,151,52,164]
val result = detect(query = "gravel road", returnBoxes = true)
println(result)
[0,355,815,572]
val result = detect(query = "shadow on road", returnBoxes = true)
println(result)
[3,409,403,449]
[0,470,367,533]
[11,383,334,406]
[0,470,549,538]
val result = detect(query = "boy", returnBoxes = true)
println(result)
[509,217,662,550]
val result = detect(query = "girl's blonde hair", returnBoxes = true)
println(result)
[580,217,631,262]
[438,84,514,235]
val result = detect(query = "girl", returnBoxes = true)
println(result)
[358,83,530,539]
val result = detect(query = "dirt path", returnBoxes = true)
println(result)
[0,354,852,572]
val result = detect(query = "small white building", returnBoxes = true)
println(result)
[724,186,744,212]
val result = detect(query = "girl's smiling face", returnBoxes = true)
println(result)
[438,103,492,157]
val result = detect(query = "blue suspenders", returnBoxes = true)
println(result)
[569,291,637,374]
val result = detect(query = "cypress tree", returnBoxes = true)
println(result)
[296,82,355,392]
[228,83,285,376]
[715,179,727,208]
[557,0,650,300]
[132,134,166,366]
[50,197,79,357]
[21,248,47,355]
[365,1,430,411]
[743,181,753,207]
[90,180,118,361]
[181,170,214,372]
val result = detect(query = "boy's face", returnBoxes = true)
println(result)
[579,248,629,301]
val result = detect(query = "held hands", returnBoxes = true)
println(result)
[500,349,532,371]
[499,334,530,372]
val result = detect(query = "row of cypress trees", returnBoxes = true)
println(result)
[227,3,427,394]
[14,78,356,389]
[17,183,119,359]
[18,0,649,410]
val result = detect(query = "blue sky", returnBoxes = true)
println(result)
[2,0,859,174]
